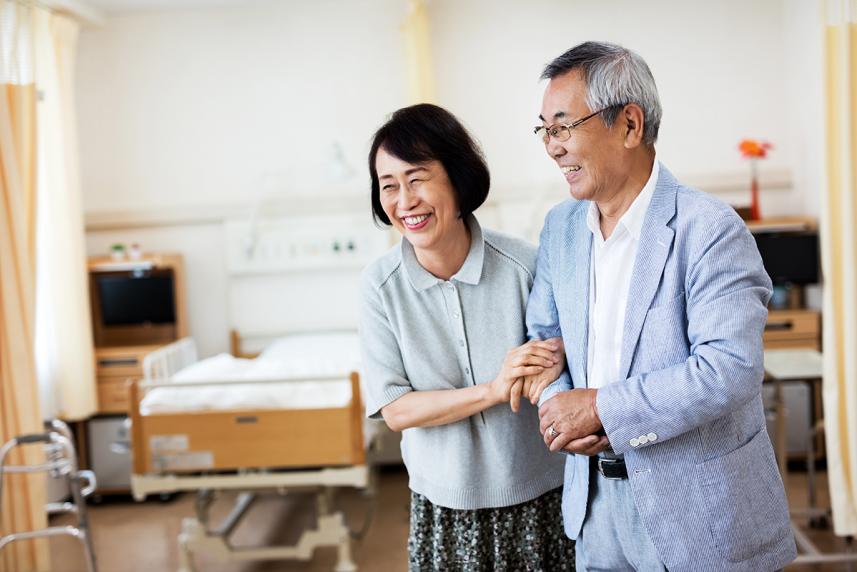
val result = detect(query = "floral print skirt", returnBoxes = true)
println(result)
[407,487,575,571]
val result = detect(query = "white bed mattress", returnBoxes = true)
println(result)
[140,333,362,415]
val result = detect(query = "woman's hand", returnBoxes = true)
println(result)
[490,339,561,412]
[522,337,566,405]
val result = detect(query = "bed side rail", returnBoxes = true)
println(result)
[142,337,198,380]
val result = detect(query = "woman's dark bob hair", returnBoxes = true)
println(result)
[368,103,490,226]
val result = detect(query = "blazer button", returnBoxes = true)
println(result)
[630,437,640,447]
[647,432,658,442]
[638,435,649,445]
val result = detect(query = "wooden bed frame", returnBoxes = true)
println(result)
[129,372,365,475]
[127,332,369,572]
[129,328,365,475]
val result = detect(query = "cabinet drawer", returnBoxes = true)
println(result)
[764,311,820,343]
[95,345,159,376]
[97,376,133,414]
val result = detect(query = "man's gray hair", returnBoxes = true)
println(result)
[541,41,662,145]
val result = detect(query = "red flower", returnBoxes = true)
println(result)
[738,139,773,159]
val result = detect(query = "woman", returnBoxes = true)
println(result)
[359,103,575,571]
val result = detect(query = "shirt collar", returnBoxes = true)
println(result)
[585,155,659,242]
[401,214,485,292]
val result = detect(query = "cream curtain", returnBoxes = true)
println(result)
[401,0,436,104]
[822,0,857,537]
[0,1,50,570]
[33,9,96,421]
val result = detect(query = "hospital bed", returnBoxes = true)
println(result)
[129,331,372,572]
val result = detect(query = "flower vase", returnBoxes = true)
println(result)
[749,158,762,220]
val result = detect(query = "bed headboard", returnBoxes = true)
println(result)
[229,328,359,359]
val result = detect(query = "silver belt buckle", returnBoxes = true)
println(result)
[597,458,624,480]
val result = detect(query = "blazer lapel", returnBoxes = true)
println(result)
[559,204,592,389]
[618,167,678,381]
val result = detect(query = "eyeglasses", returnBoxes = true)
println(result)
[533,106,619,144]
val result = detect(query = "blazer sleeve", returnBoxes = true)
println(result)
[597,210,773,454]
[526,211,573,406]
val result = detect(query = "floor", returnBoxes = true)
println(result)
[49,466,855,572]
[49,466,410,572]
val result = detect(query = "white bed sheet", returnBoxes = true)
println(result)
[140,333,362,415]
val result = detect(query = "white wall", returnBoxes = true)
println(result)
[782,0,825,219]
[430,0,807,216]
[78,0,826,356]
[77,0,408,212]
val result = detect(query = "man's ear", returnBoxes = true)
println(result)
[622,104,645,149]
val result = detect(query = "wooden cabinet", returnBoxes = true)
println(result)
[88,252,188,415]
[764,309,821,350]
[94,345,162,414]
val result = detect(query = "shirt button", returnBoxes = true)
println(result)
[459,339,465,347]
[447,283,455,290]
[453,311,460,318]
[647,432,658,442]
[638,435,649,445]
[465,367,470,375]
[630,437,640,447]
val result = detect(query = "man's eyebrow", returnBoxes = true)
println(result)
[538,111,567,123]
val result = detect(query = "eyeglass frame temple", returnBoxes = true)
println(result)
[533,105,624,141]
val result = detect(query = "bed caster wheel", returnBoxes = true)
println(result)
[809,515,829,529]
[159,493,174,503]
[90,494,104,505]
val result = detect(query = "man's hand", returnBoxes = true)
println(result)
[538,388,603,452]
[558,434,611,456]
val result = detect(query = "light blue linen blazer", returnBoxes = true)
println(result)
[527,164,797,572]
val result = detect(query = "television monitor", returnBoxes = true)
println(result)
[90,267,178,347]
[753,232,820,285]
[96,274,175,326]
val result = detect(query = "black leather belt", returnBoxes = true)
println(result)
[592,456,628,480]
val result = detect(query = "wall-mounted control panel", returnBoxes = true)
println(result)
[225,214,390,275]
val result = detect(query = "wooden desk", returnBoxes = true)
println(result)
[763,349,823,485]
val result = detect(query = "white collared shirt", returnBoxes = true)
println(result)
[586,159,660,389]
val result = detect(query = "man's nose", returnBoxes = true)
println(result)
[546,137,566,159]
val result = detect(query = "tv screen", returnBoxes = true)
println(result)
[96,274,176,326]
[753,232,820,285]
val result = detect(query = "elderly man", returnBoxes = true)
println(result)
[525,42,797,571]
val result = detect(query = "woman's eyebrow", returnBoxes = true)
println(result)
[379,166,429,180]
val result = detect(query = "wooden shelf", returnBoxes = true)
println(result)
[746,216,817,234]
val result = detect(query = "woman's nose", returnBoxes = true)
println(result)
[398,186,418,210]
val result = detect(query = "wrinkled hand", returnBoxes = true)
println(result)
[558,434,611,456]
[538,388,603,452]
[492,339,560,413]
[521,338,565,405]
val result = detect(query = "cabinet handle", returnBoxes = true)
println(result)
[98,358,138,367]
[765,321,793,331]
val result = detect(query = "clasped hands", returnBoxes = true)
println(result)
[538,388,609,455]
[489,338,610,456]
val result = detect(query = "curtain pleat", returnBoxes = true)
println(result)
[822,0,857,537]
